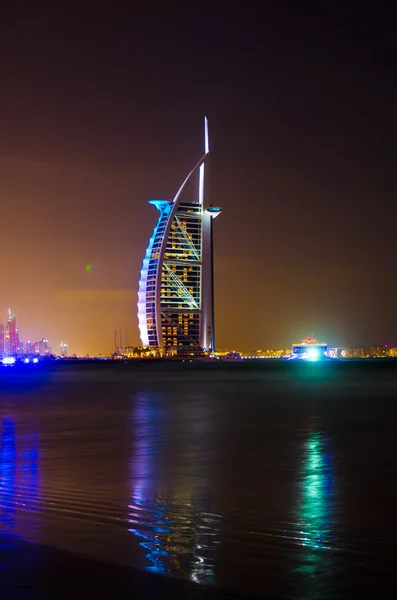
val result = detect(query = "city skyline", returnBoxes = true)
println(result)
[0,301,393,358]
[0,5,396,355]
[0,308,53,357]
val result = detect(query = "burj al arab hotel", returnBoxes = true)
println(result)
[137,118,221,355]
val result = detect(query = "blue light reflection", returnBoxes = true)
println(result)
[129,395,219,583]
[0,418,40,541]
[0,419,17,533]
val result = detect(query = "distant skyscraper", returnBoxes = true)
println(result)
[4,322,10,356]
[4,309,19,356]
[0,321,4,356]
[34,338,50,356]
[25,338,50,356]
[60,342,68,357]
[137,118,222,355]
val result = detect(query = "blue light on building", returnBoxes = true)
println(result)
[289,338,328,361]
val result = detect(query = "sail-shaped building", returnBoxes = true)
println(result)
[137,118,221,355]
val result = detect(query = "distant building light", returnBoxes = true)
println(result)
[307,347,320,361]
[2,357,15,365]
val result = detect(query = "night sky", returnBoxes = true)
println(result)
[0,2,396,355]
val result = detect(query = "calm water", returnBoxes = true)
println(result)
[0,361,396,598]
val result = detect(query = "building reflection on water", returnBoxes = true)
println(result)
[0,419,17,532]
[129,394,221,583]
[291,425,336,595]
[0,417,40,536]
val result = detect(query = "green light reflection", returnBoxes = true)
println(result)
[293,428,335,593]
[298,432,333,549]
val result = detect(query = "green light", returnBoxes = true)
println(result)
[299,433,329,547]
[290,430,335,594]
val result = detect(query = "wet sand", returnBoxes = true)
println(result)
[0,535,258,600]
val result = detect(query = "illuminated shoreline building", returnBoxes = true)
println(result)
[289,337,328,361]
[137,118,221,355]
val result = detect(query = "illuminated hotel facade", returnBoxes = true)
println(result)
[137,118,221,355]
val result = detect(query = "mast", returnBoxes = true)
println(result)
[198,116,209,206]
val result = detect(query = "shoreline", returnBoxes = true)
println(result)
[0,535,265,600]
